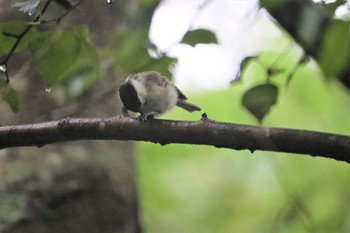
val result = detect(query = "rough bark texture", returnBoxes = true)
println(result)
[0,116,349,163]
[2,164,141,233]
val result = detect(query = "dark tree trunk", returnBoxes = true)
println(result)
[0,1,141,232]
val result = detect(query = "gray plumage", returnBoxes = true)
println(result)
[118,71,201,120]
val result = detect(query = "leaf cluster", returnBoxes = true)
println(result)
[0,0,98,111]
[1,0,349,124]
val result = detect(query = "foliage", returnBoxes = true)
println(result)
[180,29,218,46]
[318,20,350,78]
[138,55,350,233]
[0,22,98,109]
[260,0,350,80]
[0,1,97,111]
[112,28,176,78]
[241,83,278,123]
[29,26,100,95]
[2,0,348,122]
[0,80,20,112]
[31,31,81,86]
[133,2,350,230]
[0,21,36,55]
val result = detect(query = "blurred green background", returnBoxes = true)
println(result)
[137,40,350,232]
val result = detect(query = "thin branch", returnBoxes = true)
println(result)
[0,0,52,82]
[0,115,349,163]
[39,0,84,24]
[0,0,84,82]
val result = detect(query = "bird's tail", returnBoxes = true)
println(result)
[176,100,201,112]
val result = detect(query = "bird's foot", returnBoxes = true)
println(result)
[138,111,157,122]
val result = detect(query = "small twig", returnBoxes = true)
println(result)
[0,0,52,82]
[0,0,84,83]
[2,32,20,38]
[286,53,309,85]
[0,24,33,83]
[40,0,84,24]
[269,42,294,71]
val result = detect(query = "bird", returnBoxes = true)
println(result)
[118,71,201,121]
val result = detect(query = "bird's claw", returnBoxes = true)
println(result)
[138,112,157,122]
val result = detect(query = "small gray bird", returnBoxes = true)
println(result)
[118,71,201,121]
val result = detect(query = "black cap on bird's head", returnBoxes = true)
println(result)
[119,82,141,113]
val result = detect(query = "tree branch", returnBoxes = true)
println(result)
[0,0,52,83]
[0,0,84,83]
[39,0,84,24]
[0,115,349,163]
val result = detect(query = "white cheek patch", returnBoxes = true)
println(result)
[131,79,147,104]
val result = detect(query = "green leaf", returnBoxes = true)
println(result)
[4,88,20,112]
[75,25,99,71]
[150,57,177,78]
[113,28,152,73]
[260,0,285,9]
[0,80,20,112]
[30,31,81,86]
[317,20,350,78]
[138,0,159,7]
[53,0,74,9]
[242,83,279,123]
[235,56,258,81]
[286,54,310,85]
[267,67,285,77]
[298,53,310,66]
[0,21,38,57]
[60,26,100,98]
[113,28,176,77]
[321,2,344,15]
[181,29,218,46]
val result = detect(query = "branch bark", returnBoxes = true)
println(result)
[0,115,349,163]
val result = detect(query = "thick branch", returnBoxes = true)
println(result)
[0,116,349,162]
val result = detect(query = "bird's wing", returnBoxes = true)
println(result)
[141,72,168,86]
[139,71,188,99]
[175,86,188,100]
